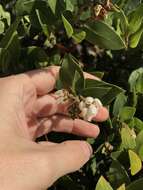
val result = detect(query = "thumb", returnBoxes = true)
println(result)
[47,140,92,180]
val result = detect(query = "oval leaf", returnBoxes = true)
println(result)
[128,4,143,34]
[59,54,84,94]
[129,25,143,48]
[84,21,126,50]
[107,160,130,188]
[72,30,86,43]
[48,0,57,14]
[113,93,127,117]
[96,176,113,190]
[117,184,126,190]
[119,107,136,122]
[81,87,111,99]
[129,150,142,176]
[126,178,143,190]
[62,14,73,38]
[120,124,136,150]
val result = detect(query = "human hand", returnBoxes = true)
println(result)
[0,66,108,190]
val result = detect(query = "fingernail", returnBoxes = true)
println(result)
[81,141,93,158]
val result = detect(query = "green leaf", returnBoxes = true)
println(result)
[128,68,143,93]
[0,4,11,26]
[59,54,84,94]
[15,0,36,16]
[62,14,73,38]
[58,175,84,190]
[120,106,136,122]
[96,176,113,190]
[81,87,111,99]
[0,20,4,34]
[136,130,143,151]
[72,30,86,43]
[30,3,56,30]
[112,7,129,35]
[113,93,127,117]
[128,4,143,34]
[119,107,136,122]
[35,9,49,36]
[102,87,125,106]
[111,151,123,160]
[80,8,91,21]
[0,38,20,73]
[48,0,57,14]
[89,72,104,79]
[24,46,48,68]
[135,130,143,161]
[129,24,143,48]
[126,178,143,190]
[120,124,136,150]
[15,0,48,16]
[0,18,21,73]
[65,0,74,12]
[138,145,143,161]
[135,75,143,94]
[117,184,126,190]
[129,150,142,175]
[0,18,20,48]
[84,21,126,50]
[48,53,61,66]
[84,79,124,105]
[72,70,82,92]
[107,160,130,188]
[90,157,97,176]
[118,9,129,34]
[133,117,143,132]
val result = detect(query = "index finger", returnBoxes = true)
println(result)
[25,66,59,95]
[24,66,99,95]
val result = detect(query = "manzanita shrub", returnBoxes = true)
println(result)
[1,0,143,189]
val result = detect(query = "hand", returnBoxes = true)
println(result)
[0,66,108,190]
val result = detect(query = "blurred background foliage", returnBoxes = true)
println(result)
[1,0,143,189]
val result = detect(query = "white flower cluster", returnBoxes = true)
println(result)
[79,97,102,122]
[55,90,103,122]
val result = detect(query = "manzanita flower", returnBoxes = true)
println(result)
[79,97,102,122]
[55,90,103,122]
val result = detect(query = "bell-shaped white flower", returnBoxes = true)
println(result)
[84,104,98,121]
[85,97,94,105]
[78,97,102,122]
[94,98,102,108]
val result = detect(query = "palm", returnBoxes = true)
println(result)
[4,66,108,141]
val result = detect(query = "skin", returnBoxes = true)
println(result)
[0,66,109,190]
